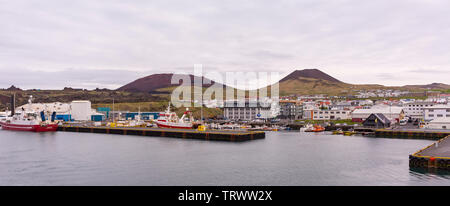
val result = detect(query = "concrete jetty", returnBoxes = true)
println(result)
[409,135,450,170]
[375,129,450,140]
[57,126,265,142]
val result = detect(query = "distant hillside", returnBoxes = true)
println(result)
[402,83,450,90]
[0,88,164,111]
[276,69,399,96]
[117,73,220,93]
[117,69,421,97]
[280,69,342,83]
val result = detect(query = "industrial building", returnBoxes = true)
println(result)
[70,101,92,121]
[278,100,303,120]
[424,117,450,129]
[403,101,435,120]
[125,112,160,120]
[362,113,391,128]
[223,100,276,120]
[310,109,351,120]
[351,106,404,122]
[423,104,450,121]
[16,100,105,122]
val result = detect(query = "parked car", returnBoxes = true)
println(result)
[399,119,407,126]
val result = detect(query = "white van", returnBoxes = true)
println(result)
[399,119,407,126]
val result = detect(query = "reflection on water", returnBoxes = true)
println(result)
[0,130,449,186]
[409,167,450,180]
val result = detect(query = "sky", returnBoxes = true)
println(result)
[1,0,450,89]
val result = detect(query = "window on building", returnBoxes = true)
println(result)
[437,114,443,117]
[429,114,434,117]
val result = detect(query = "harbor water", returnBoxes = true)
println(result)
[0,130,449,185]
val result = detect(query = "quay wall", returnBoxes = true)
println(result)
[409,135,450,170]
[57,126,265,142]
[375,129,450,140]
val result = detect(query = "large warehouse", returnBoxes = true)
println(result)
[351,106,405,122]
[16,100,103,121]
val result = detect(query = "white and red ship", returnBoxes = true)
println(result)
[155,105,194,129]
[0,95,58,132]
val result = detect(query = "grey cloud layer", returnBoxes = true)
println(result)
[1,0,449,89]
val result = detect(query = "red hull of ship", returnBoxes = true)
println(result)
[156,122,193,129]
[0,122,58,132]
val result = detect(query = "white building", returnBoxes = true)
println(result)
[15,100,95,121]
[424,117,450,129]
[423,104,450,121]
[351,106,404,122]
[311,109,351,120]
[16,102,71,114]
[302,102,318,119]
[223,100,274,120]
[70,100,93,121]
[403,101,435,120]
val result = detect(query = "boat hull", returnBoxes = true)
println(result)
[0,122,58,132]
[155,121,193,129]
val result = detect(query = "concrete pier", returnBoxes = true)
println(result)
[375,129,450,140]
[409,135,450,170]
[57,126,265,142]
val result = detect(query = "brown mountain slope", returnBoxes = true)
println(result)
[117,73,219,93]
[116,69,448,97]
[402,83,450,90]
[277,69,401,96]
[280,69,342,83]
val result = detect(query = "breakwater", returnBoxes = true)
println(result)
[57,126,265,142]
[375,129,450,140]
[409,135,450,170]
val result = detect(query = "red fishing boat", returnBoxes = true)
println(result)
[0,121,58,132]
[155,105,194,129]
[0,95,58,132]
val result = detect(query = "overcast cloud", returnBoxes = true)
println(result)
[1,0,449,89]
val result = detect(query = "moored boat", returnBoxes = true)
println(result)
[300,124,314,132]
[305,124,325,132]
[0,121,58,132]
[155,105,194,129]
[0,95,58,132]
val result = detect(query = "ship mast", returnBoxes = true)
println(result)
[10,93,16,117]
[201,93,204,124]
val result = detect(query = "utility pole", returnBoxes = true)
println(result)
[112,97,115,123]
[201,95,204,124]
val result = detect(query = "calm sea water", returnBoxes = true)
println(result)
[0,130,449,186]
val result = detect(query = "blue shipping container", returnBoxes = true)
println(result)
[91,115,105,121]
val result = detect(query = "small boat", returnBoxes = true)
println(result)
[221,123,240,130]
[300,124,314,132]
[343,131,356,136]
[332,129,344,135]
[305,124,325,132]
[155,105,194,129]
